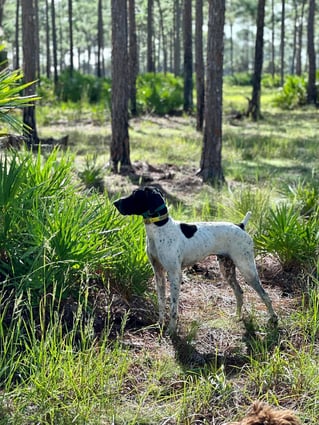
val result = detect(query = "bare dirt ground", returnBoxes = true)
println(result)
[101,161,302,369]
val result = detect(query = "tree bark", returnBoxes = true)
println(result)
[51,0,58,86]
[147,0,155,72]
[68,0,74,75]
[280,0,285,86]
[110,0,131,173]
[97,0,104,78]
[250,0,265,121]
[22,0,39,145]
[45,0,51,79]
[183,0,193,113]
[307,0,316,104]
[128,0,138,116]
[195,0,204,131]
[0,0,7,70]
[174,0,181,76]
[198,0,225,186]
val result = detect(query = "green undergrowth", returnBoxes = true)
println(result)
[2,87,319,423]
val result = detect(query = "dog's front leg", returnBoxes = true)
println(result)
[167,268,182,335]
[149,257,166,328]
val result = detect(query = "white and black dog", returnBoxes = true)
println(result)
[114,186,277,334]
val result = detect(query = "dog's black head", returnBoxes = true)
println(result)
[113,186,166,218]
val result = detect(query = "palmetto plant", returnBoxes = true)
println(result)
[0,47,39,134]
[255,203,319,270]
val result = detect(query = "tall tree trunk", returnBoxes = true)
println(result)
[147,0,155,72]
[15,0,20,69]
[296,0,305,76]
[183,0,193,112]
[0,0,7,69]
[35,0,40,79]
[128,0,138,116]
[68,0,74,75]
[307,0,316,104]
[195,0,204,131]
[270,0,275,78]
[156,0,167,73]
[45,0,51,78]
[291,0,298,74]
[280,0,285,85]
[198,0,225,185]
[97,0,104,77]
[111,0,131,173]
[22,0,39,145]
[250,0,265,121]
[174,0,181,76]
[51,0,58,86]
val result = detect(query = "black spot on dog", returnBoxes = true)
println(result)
[180,223,198,239]
[236,222,245,230]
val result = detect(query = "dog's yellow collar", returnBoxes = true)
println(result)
[144,212,169,224]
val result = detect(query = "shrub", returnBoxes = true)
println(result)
[273,75,307,109]
[284,180,319,218]
[261,73,281,88]
[55,69,111,105]
[78,154,105,192]
[136,72,183,115]
[224,72,253,86]
[0,149,151,302]
[255,203,319,270]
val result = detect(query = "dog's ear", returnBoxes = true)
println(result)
[144,186,164,198]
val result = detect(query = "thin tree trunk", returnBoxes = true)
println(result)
[198,0,225,185]
[110,0,131,173]
[51,0,58,86]
[156,0,167,73]
[128,0,138,116]
[183,0,193,112]
[174,0,181,76]
[35,0,40,79]
[68,0,74,75]
[45,0,51,78]
[97,0,104,77]
[280,0,285,85]
[22,0,39,145]
[147,0,155,72]
[15,0,20,69]
[270,0,275,78]
[250,0,265,121]
[296,0,305,76]
[307,0,316,104]
[195,0,204,131]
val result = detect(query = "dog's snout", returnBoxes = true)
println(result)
[113,199,123,212]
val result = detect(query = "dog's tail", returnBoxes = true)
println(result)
[237,211,252,230]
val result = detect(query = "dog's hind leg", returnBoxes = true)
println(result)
[236,259,278,322]
[217,255,244,318]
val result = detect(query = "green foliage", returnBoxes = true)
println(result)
[273,75,307,109]
[78,154,105,192]
[224,72,253,86]
[110,216,152,297]
[255,203,319,270]
[0,59,39,133]
[0,149,152,302]
[216,186,272,236]
[284,179,319,217]
[55,69,111,105]
[261,73,281,88]
[136,72,183,115]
